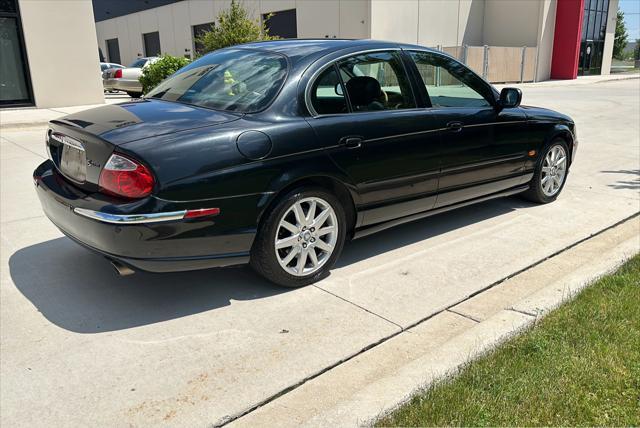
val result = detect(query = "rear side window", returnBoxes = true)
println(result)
[409,51,492,108]
[337,51,416,112]
[310,66,347,115]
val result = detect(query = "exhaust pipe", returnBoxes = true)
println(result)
[110,259,135,276]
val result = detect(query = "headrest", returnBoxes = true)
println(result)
[346,76,382,107]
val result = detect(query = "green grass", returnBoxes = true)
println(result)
[378,254,640,427]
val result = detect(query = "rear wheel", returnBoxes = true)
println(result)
[126,91,142,98]
[522,139,569,203]
[250,188,346,287]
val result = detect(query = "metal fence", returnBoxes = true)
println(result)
[435,45,538,83]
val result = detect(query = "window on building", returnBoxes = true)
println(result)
[143,31,161,57]
[410,51,491,108]
[106,38,121,64]
[0,0,33,106]
[336,51,415,112]
[192,22,214,57]
[263,9,297,39]
[310,66,347,114]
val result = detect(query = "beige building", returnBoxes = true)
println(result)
[94,0,618,84]
[0,0,619,109]
[0,0,104,108]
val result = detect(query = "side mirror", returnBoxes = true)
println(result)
[499,87,522,108]
[335,82,344,96]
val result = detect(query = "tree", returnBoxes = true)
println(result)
[613,9,628,60]
[634,39,640,61]
[195,0,278,55]
[139,54,190,94]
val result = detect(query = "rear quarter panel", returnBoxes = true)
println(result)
[121,115,355,219]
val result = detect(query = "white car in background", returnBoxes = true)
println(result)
[102,57,158,98]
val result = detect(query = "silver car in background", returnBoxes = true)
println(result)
[100,62,124,92]
[102,57,158,98]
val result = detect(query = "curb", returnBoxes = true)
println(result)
[229,215,640,428]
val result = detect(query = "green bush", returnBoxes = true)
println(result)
[139,54,190,94]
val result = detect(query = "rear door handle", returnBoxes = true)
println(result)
[447,121,464,132]
[339,136,363,149]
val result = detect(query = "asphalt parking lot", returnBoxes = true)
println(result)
[1,78,639,426]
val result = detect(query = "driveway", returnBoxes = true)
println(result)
[1,79,638,427]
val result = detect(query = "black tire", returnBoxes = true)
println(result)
[126,91,142,98]
[250,187,347,288]
[522,138,570,204]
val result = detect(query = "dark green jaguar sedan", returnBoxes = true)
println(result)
[34,39,577,287]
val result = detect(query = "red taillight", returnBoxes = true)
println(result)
[99,153,154,199]
[184,208,221,219]
[114,69,122,78]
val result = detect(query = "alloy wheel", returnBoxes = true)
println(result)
[274,197,338,276]
[541,144,567,197]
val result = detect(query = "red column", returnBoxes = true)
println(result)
[550,0,585,79]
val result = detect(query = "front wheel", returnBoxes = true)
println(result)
[250,188,347,287]
[126,91,142,98]
[522,139,570,203]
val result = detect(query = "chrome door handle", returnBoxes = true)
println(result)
[339,136,363,149]
[447,121,464,132]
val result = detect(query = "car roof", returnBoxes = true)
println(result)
[238,39,439,65]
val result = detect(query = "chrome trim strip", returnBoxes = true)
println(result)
[440,154,526,173]
[464,120,528,127]
[360,121,529,145]
[154,191,275,203]
[50,131,85,151]
[365,127,445,143]
[354,184,530,239]
[73,208,186,224]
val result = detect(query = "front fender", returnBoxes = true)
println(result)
[544,123,576,166]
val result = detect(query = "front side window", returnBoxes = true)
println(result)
[410,51,492,108]
[146,49,287,113]
[336,51,415,112]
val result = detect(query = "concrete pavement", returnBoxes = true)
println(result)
[1,78,639,427]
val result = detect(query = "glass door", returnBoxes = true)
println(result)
[578,0,610,76]
[0,0,33,106]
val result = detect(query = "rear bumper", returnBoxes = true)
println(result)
[112,79,142,93]
[102,78,117,91]
[33,160,261,273]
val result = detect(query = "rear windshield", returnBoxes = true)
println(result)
[129,58,148,68]
[146,49,288,113]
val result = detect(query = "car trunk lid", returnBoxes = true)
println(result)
[47,99,240,192]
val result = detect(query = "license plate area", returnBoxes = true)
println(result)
[60,144,87,183]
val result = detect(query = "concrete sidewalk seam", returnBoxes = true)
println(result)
[2,138,46,160]
[507,307,537,318]
[313,285,405,330]
[446,308,481,323]
[1,215,46,225]
[223,212,640,427]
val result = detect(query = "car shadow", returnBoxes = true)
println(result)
[9,196,530,334]
[601,169,640,190]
